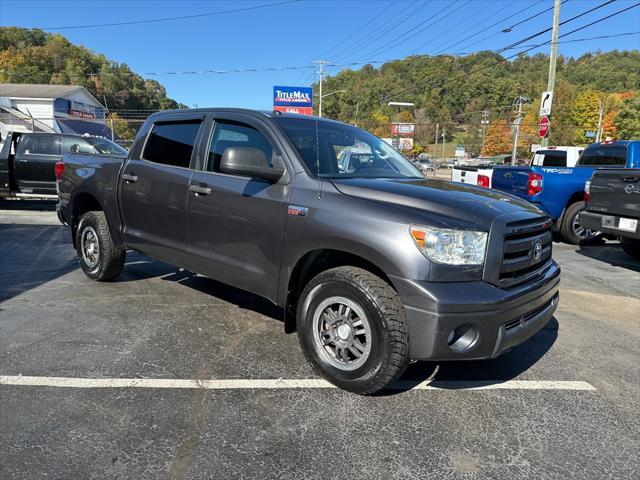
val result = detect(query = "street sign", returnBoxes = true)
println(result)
[273,86,313,115]
[538,116,550,138]
[539,90,554,116]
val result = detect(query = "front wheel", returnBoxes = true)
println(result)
[620,237,640,260]
[561,201,600,245]
[75,211,125,281]
[297,266,409,395]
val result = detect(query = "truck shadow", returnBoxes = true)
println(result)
[576,242,640,273]
[0,223,78,303]
[383,317,559,394]
[0,199,57,211]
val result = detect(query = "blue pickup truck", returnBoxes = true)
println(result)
[491,141,640,244]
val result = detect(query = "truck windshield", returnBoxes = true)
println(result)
[87,137,128,156]
[275,117,422,179]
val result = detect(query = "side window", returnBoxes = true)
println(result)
[143,120,201,168]
[62,137,95,154]
[578,146,627,166]
[17,135,61,156]
[207,121,273,172]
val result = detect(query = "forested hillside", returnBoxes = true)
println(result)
[317,50,640,152]
[1,27,638,151]
[0,27,184,111]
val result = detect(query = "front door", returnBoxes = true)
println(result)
[13,134,61,194]
[119,118,203,266]
[186,115,291,301]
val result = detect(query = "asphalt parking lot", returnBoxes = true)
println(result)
[1,200,639,479]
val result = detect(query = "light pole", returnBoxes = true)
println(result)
[314,89,346,119]
[313,60,331,117]
[388,101,414,151]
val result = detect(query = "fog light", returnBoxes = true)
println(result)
[447,325,479,353]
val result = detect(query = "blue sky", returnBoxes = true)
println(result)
[1,0,638,109]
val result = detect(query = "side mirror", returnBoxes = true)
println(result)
[220,147,285,182]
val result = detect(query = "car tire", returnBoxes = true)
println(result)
[561,201,600,245]
[75,211,125,281]
[297,266,409,395]
[620,237,640,260]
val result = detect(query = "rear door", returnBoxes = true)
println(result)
[119,115,204,266]
[13,134,61,194]
[185,113,291,301]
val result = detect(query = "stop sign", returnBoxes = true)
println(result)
[538,116,550,138]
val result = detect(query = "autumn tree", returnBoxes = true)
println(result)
[482,120,512,156]
[615,93,640,139]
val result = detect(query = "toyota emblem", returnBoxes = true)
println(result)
[533,241,543,262]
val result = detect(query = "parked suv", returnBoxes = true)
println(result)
[57,109,560,394]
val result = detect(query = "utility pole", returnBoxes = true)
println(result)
[434,123,439,158]
[511,96,529,165]
[480,110,489,155]
[595,98,604,143]
[313,60,331,117]
[542,0,561,147]
[441,127,446,160]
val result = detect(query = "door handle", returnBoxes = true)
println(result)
[122,173,138,183]
[17,158,28,163]
[622,176,639,183]
[189,184,212,196]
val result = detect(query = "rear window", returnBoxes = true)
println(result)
[143,121,201,168]
[531,150,567,167]
[578,145,627,166]
[17,135,61,156]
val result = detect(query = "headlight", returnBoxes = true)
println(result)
[410,226,488,265]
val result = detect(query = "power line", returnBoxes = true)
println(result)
[37,0,301,30]
[2,31,636,81]
[354,0,473,62]
[381,1,639,102]
[427,0,549,56]
[330,0,429,63]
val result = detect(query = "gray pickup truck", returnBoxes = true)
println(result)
[580,168,640,259]
[57,108,560,394]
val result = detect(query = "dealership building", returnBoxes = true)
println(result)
[0,83,113,139]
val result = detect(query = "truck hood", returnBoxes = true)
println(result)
[330,177,543,230]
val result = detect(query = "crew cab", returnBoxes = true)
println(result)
[580,168,640,259]
[0,131,127,198]
[57,108,560,394]
[491,141,640,244]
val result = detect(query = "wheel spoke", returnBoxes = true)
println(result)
[348,346,362,358]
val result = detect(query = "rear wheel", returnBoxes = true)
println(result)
[76,211,125,281]
[620,237,640,260]
[561,201,599,245]
[297,266,409,395]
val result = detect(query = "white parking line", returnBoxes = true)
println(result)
[0,376,597,391]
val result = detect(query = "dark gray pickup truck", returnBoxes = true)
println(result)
[57,108,560,394]
[1,131,127,198]
[580,168,640,259]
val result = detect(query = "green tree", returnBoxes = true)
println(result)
[615,93,640,139]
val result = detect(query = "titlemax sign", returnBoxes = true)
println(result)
[273,86,313,107]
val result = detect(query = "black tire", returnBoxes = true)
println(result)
[561,201,600,245]
[75,211,125,281]
[296,266,409,395]
[620,237,640,260]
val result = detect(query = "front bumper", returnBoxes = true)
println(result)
[579,211,640,240]
[390,261,560,361]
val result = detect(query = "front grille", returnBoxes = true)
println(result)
[499,217,553,289]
